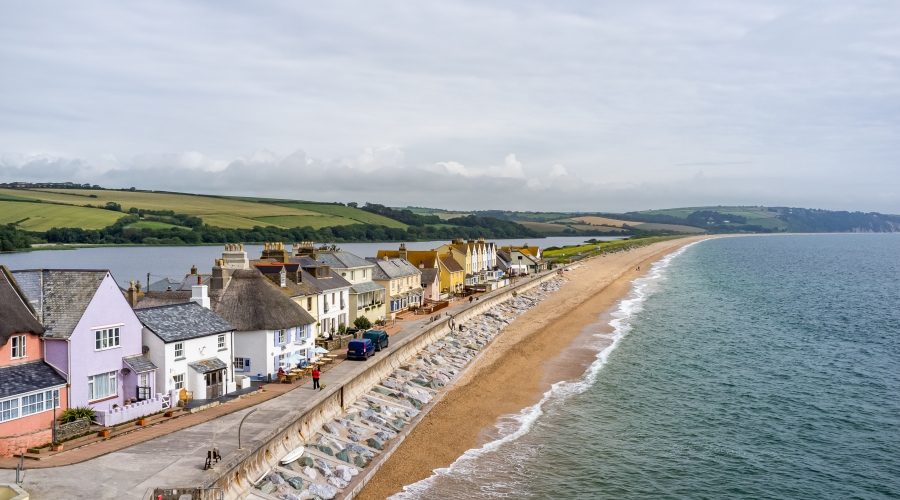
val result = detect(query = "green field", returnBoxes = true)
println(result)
[543,236,684,261]
[0,188,408,230]
[273,202,408,228]
[636,206,787,230]
[125,220,189,230]
[0,200,125,231]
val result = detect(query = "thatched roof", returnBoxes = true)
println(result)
[0,266,44,346]
[212,269,315,331]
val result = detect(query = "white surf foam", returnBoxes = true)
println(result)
[392,241,700,499]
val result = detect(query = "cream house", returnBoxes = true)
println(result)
[366,257,423,318]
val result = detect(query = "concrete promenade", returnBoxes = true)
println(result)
[0,274,549,499]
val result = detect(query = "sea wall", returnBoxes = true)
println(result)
[203,272,563,500]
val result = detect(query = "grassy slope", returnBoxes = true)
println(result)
[637,206,787,230]
[124,220,189,230]
[0,200,125,231]
[273,202,408,229]
[0,189,409,230]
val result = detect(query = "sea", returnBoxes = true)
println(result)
[394,234,900,499]
[0,236,613,286]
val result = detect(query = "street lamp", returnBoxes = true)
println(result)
[238,407,258,450]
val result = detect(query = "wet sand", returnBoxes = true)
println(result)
[357,236,710,499]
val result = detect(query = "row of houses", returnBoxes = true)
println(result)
[0,240,544,455]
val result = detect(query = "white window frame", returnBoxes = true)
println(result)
[88,371,118,402]
[174,342,184,359]
[276,330,287,344]
[217,334,226,351]
[94,326,121,351]
[0,388,61,423]
[11,334,26,359]
[173,373,185,389]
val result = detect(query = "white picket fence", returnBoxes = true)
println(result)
[94,393,169,427]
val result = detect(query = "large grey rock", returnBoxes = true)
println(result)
[308,483,337,500]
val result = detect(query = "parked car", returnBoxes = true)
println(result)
[347,339,375,360]
[363,329,389,351]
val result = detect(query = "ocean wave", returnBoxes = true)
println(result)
[393,242,700,499]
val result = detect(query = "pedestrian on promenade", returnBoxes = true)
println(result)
[312,366,321,390]
[277,367,286,383]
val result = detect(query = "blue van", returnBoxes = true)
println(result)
[362,330,389,351]
[347,339,375,360]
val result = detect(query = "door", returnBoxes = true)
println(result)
[204,369,224,399]
[136,372,151,401]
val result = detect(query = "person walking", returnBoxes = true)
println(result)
[312,366,321,390]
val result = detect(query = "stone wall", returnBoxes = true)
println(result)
[201,271,561,499]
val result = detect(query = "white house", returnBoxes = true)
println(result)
[314,250,386,324]
[135,300,236,400]
[214,269,317,380]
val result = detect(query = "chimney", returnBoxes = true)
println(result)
[191,283,210,309]
[399,243,408,261]
[210,259,231,291]
[126,280,144,307]
[221,244,250,270]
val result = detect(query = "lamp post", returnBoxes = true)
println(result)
[238,407,258,450]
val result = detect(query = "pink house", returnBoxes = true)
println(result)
[420,268,441,302]
[0,266,68,456]
[13,269,157,414]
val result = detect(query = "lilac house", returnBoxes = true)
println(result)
[13,270,158,414]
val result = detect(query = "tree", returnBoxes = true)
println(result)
[353,316,372,330]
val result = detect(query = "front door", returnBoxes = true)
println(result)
[136,372,151,401]
[204,370,223,399]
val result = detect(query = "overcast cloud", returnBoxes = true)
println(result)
[1,1,898,212]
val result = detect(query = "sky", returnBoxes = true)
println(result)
[1,1,898,213]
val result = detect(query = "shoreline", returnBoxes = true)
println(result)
[357,235,711,499]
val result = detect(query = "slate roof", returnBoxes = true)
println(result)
[12,269,109,339]
[0,266,44,346]
[366,258,422,280]
[0,361,67,399]
[189,357,228,374]
[135,302,234,343]
[291,257,352,292]
[349,281,385,294]
[440,256,464,273]
[212,269,316,331]
[315,251,372,269]
[148,277,182,292]
[420,268,439,285]
[123,355,158,373]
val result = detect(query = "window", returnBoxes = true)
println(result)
[234,358,250,371]
[11,335,25,359]
[275,330,287,344]
[94,327,120,350]
[331,293,335,304]
[350,270,355,280]
[45,389,60,409]
[0,398,19,422]
[88,371,117,401]
[21,392,44,416]
[217,334,226,351]
[0,389,59,423]
[307,297,312,310]
[173,373,184,389]
[174,342,184,359]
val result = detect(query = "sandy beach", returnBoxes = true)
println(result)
[357,236,710,499]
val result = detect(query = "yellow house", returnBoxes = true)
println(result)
[377,244,465,296]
